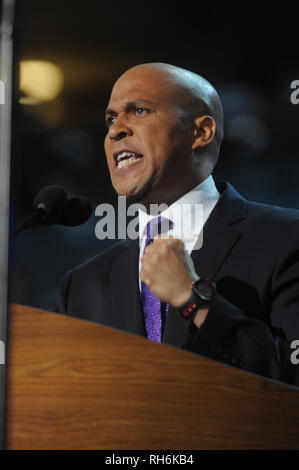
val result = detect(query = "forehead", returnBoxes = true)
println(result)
[108,68,178,108]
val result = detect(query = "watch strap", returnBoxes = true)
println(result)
[179,278,216,319]
[179,290,201,318]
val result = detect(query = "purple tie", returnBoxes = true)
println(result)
[141,216,173,342]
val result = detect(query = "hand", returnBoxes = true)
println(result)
[140,236,197,308]
[193,307,209,328]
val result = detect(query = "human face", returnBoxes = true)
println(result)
[104,67,195,205]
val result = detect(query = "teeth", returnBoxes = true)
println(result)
[117,151,138,162]
[118,156,141,169]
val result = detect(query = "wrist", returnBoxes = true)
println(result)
[178,277,217,320]
[171,276,195,308]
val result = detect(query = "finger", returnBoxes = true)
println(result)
[153,234,170,242]
[140,272,151,287]
[168,237,184,252]
[167,239,176,250]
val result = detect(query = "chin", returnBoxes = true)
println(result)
[126,191,145,203]
[113,185,140,200]
[115,178,154,204]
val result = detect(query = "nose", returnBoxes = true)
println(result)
[108,114,133,141]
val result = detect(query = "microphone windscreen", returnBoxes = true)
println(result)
[33,185,68,217]
[60,197,93,226]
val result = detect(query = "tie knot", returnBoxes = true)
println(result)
[146,216,173,241]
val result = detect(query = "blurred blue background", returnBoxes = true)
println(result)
[8,0,299,310]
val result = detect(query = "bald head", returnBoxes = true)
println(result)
[117,62,224,155]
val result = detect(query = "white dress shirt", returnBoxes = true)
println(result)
[138,175,220,290]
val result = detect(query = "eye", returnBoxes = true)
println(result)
[135,107,148,116]
[106,116,116,128]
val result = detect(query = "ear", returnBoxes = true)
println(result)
[192,115,216,151]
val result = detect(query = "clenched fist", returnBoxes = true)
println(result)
[140,236,198,308]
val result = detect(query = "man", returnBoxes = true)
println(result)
[57,63,299,386]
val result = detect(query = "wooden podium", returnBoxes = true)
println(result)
[4,304,299,449]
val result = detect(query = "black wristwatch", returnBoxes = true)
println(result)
[179,278,217,320]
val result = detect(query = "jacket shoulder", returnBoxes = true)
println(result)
[217,181,299,228]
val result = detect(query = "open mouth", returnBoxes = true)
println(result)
[114,151,144,169]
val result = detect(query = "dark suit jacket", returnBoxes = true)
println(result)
[57,182,299,386]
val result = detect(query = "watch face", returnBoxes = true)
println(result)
[194,279,216,301]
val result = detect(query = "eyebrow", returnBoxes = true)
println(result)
[105,99,155,117]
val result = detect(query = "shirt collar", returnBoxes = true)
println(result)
[138,175,219,242]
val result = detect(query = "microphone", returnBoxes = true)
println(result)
[33,185,68,222]
[11,185,93,238]
[59,196,93,227]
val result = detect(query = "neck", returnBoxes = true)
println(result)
[137,174,209,213]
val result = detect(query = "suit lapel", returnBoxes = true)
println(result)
[109,238,146,336]
[163,182,248,348]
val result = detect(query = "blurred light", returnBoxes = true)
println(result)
[19,60,64,105]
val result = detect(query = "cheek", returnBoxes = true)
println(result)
[104,136,109,155]
[104,138,113,167]
[150,127,180,159]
